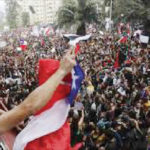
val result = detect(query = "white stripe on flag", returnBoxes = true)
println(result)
[69,34,91,46]
[13,99,70,150]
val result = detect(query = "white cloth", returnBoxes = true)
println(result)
[69,34,91,46]
[113,78,121,86]
[117,87,126,96]
[91,102,96,111]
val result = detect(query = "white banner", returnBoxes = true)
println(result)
[140,35,149,44]
[69,34,91,46]
[0,41,7,48]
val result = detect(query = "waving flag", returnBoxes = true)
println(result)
[69,34,91,46]
[63,34,91,56]
[13,59,84,150]
[20,40,27,51]
[118,36,128,44]
[75,43,80,55]
[68,62,84,104]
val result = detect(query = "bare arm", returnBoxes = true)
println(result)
[78,109,85,128]
[0,110,5,116]
[130,118,143,135]
[0,51,75,134]
[0,101,8,112]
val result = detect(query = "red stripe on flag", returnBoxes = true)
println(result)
[119,36,128,44]
[46,28,50,36]
[25,121,82,150]
[36,59,72,115]
[75,43,80,55]
[20,45,27,51]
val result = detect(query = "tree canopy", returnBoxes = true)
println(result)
[22,12,30,27]
[112,0,150,31]
[5,0,19,29]
[57,0,99,35]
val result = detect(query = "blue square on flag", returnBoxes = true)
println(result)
[67,62,84,104]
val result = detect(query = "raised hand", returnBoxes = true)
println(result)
[59,49,76,75]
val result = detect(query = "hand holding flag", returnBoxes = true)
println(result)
[60,49,76,75]
[13,49,84,150]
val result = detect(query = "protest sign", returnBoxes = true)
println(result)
[140,35,149,44]
[0,41,7,48]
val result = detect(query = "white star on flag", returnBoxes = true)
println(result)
[72,70,79,89]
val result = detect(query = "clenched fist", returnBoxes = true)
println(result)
[59,50,76,75]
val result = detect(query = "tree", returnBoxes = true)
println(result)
[5,0,19,29]
[57,0,99,35]
[112,0,150,32]
[22,12,30,27]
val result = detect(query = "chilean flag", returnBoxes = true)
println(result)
[13,59,84,150]
[75,43,80,55]
[20,40,27,51]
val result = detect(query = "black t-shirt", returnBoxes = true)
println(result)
[124,72,133,83]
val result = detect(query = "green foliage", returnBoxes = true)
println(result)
[22,12,30,27]
[5,0,19,29]
[112,0,150,30]
[57,0,99,35]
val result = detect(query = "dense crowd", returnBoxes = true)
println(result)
[0,27,150,150]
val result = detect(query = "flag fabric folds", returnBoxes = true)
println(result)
[75,43,80,55]
[118,36,128,44]
[69,34,91,46]
[63,34,91,56]
[13,59,84,150]
[67,62,84,104]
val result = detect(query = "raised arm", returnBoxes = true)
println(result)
[0,51,75,134]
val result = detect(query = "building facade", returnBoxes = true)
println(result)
[17,0,62,26]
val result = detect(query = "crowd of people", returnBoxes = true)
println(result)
[0,26,150,150]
